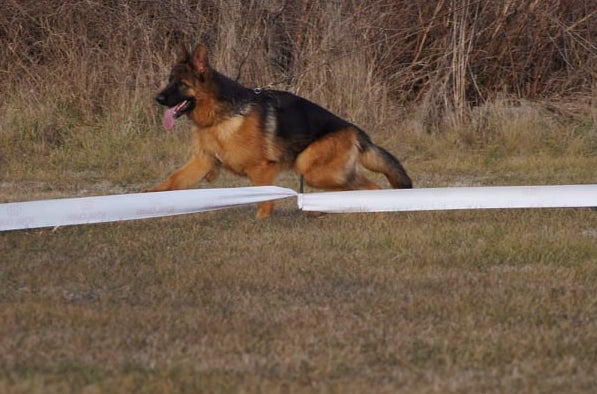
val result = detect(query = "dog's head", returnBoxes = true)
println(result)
[156,43,212,130]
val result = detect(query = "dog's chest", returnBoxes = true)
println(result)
[196,116,242,152]
[195,115,264,172]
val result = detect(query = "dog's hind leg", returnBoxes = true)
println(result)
[145,153,216,192]
[295,128,382,192]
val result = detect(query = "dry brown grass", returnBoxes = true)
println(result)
[1,111,596,392]
[1,0,595,129]
[1,202,596,393]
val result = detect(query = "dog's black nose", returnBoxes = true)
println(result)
[155,94,166,105]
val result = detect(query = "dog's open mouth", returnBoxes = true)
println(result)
[162,99,194,131]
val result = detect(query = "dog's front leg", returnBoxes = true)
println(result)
[145,153,215,192]
[246,161,282,219]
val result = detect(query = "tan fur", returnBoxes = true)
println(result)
[147,110,284,218]
[148,43,411,218]
[149,121,386,217]
[295,128,381,191]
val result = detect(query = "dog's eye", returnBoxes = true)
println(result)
[180,82,191,90]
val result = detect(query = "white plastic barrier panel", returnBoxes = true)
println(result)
[0,187,296,231]
[298,184,597,213]
[1,184,595,231]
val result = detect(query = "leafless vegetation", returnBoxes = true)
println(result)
[1,0,595,129]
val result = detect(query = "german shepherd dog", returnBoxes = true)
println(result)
[147,43,412,218]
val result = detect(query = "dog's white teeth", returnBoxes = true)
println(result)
[172,100,189,118]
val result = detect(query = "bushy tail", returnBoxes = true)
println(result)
[358,132,412,189]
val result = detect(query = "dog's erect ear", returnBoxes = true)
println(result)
[177,41,190,63]
[191,44,209,74]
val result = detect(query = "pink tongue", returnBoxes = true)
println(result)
[163,107,176,131]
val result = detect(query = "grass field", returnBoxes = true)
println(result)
[1,1,596,391]
[1,106,596,393]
